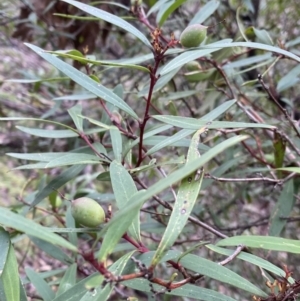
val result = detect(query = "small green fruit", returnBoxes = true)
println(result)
[71,197,105,227]
[49,192,62,209]
[184,68,215,82]
[180,24,207,48]
[185,60,201,72]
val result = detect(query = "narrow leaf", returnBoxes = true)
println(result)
[269,180,294,236]
[52,274,96,301]
[26,268,55,301]
[110,161,140,242]
[109,128,122,163]
[158,0,186,27]
[31,164,85,208]
[152,116,275,130]
[160,48,221,76]
[62,0,152,48]
[179,254,267,297]
[45,153,103,168]
[277,64,300,92]
[86,251,135,301]
[123,124,172,155]
[0,209,76,251]
[206,245,291,279]
[253,28,273,45]
[151,127,206,266]
[68,104,83,131]
[124,279,238,301]
[97,190,143,261]
[0,229,10,273]
[46,50,149,73]
[147,0,168,16]
[16,127,79,138]
[2,241,20,301]
[56,264,77,296]
[30,236,74,265]
[146,99,237,155]
[8,144,106,162]
[203,41,300,63]
[217,236,300,253]
[25,43,138,119]
[278,167,300,173]
[189,0,220,25]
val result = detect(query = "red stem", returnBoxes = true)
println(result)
[136,64,159,167]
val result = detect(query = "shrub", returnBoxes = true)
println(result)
[1,1,300,300]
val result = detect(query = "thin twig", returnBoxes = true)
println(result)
[136,178,228,239]
[258,74,300,138]
[236,98,300,167]
[218,245,245,266]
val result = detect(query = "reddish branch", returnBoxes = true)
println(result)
[136,29,179,166]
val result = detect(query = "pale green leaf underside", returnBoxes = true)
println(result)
[151,127,205,266]
[217,236,300,253]
[0,209,76,252]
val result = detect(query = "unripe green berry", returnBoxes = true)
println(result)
[49,192,62,209]
[180,24,207,48]
[71,197,105,227]
[185,60,201,72]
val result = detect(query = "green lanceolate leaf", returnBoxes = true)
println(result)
[45,153,104,168]
[109,128,123,163]
[26,268,55,301]
[179,254,267,297]
[0,228,10,272]
[217,236,300,253]
[85,251,136,301]
[277,167,300,174]
[151,127,206,267]
[203,41,300,63]
[56,264,77,296]
[68,104,83,131]
[16,127,79,138]
[0,209,76,252]
[25,43,138,120]
[62,0,152,48]
[31,164,85,208]
[157,0,186,27]
[52,274,96,301]
[110,161,141,243]
[189,0,220,25]
[30,236,74,265]
[46,50,150,73]
[146,99,237,155]
[124,279,238,301]
[160,48,221,76]
[152,116,276,130]
[269,179,295,237]
[97,190,143,262]
[1,230,20,301]
[206,244,292,280]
